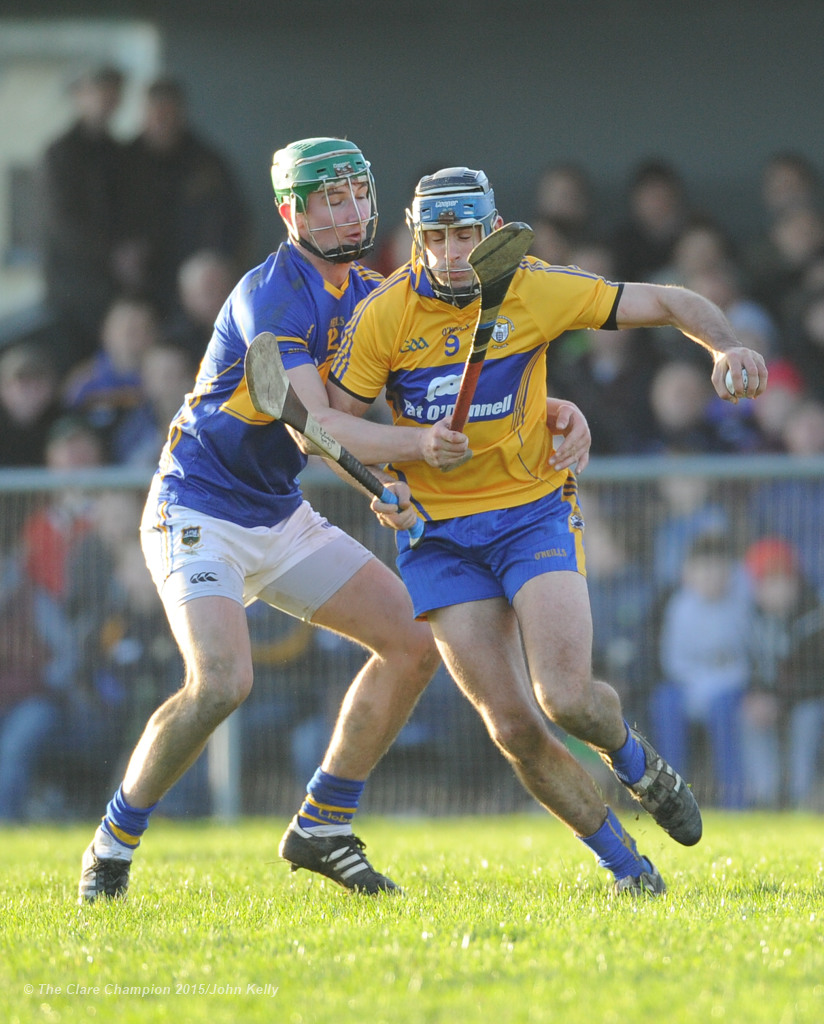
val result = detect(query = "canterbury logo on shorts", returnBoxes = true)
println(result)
[190,571,219,584]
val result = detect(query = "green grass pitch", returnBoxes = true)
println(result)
[1,812,823,1024]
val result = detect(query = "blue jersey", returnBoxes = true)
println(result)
[151,242,382,528]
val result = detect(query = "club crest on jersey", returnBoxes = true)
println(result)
[491,317,513,347]
[181,526,202,549]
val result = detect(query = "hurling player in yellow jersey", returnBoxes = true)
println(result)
[77,139,591,903]
[329,167,768,895]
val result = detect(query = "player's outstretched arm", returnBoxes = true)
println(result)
[615,282,768,402]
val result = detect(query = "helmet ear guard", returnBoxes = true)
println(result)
[407,167,498,303]
[271,137,378,263]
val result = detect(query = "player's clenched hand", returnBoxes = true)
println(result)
[547,399,591,474]
[419,417,470,468]
[712,346,768,403]
[370,482,418,532]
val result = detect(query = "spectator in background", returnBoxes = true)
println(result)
[63,490,145,660]
[39,65,129,373]
[749,397,824,597]
[686,260,778,358]
[530,161,597,245]
[86,539,208,815]
[747,202,824,325]
[610,159,691,281]
[645,359,732,453]
[121,77,253,316]
[20,417,104,694]
[745,152,821,290]
[162,249,236,363]
[651,474,732,594]
[0,341,63,468]
[530,216,573,266]
[2,417,130,818]
[741,537,824,809]
[15,492,159,817]
[583,506,656,720]
[568,239,616,280]
[62,295,160,457]
[653,215,738,287]
[528,162,597,268]
[111,342,196,467]
[0,539,54,821]
[691,260,780,452]
[644,217,740,357]
[747,358,805,453]
[241,606,347,798]
[760,151,821,219]
[649,532,752,808]
[548,327,661,454]
[778,287,824,403]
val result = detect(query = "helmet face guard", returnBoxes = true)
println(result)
[271,137,378,263]
[406,167,498,303]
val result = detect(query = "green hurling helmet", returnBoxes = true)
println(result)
[271,137,378,263]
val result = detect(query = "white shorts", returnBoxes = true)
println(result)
[140,497,372,621]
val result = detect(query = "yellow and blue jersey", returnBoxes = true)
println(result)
[330,255,622,521]
[152,242,382,528]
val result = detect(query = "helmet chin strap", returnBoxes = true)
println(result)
[294,233,368,265]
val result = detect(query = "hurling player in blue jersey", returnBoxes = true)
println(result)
[76,138,483,901]
[328,167,768,896]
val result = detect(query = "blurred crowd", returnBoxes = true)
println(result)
[1,64,823,822]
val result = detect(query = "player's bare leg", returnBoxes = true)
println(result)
[429,596,664,893]
[514,572,626,750]
[312,559,439,778]
[123,596,254,806]
[79,595,254,902]
[430,597,608,835]
[279,556,440,893]
[516,571,701,847]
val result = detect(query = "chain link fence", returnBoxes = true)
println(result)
[1,454,823,822]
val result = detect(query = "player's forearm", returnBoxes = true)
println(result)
[314,406,426,465]
[618,283,739,359]
[661,288,740,359]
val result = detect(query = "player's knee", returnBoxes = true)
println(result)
[417,634,442,679]
[487,710,548,761]
[186,650,254,716]
[542,688,598,736]
[383,622,440,683]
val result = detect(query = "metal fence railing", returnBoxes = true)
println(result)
[1,454,823,822]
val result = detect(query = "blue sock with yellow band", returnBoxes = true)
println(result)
[579,806,650,880]
[606,721,646,786]
[99,786,158,852]
[297,768,364,831]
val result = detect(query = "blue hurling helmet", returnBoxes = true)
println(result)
[407,167,498,303]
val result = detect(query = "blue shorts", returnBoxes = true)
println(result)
[396,486,586,619]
